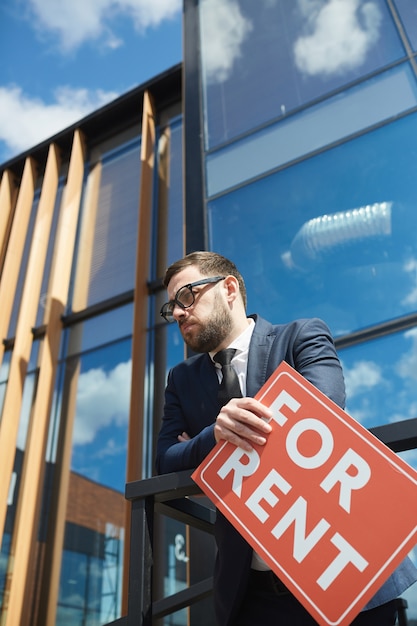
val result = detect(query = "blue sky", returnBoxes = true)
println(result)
[0,0,182,164]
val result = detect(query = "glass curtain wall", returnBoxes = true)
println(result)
[150,115,190,626]
[0,77,183,625]
[196,0,417,619]
[46,133,142,626]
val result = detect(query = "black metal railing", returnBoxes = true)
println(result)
[106,417,417,625]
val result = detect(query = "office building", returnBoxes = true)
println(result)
[0,1,416,624]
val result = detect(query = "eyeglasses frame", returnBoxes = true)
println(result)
[160,275,226,322]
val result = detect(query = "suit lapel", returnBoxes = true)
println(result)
[246,315,276,397]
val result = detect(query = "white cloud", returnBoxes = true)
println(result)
[342,359,382,398]
[27,0,182,51]
[199,0,253,83]
[401,257,417,306]
[73,360,131,445]
[0,84,118,158]
[294,0,382,77]
[93,437,127,459]
[396,328,417,382]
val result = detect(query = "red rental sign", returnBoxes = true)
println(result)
[192,361,417,626]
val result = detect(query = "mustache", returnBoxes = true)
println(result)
[179,316,195,328]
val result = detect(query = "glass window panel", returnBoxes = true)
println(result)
[77,138,141,308]
[206,63,417,197]
[165,118,184,267]
[57,521,124,625]
[52,335,130,625]
[66,304,133,357]
[208,111,417,338]
[338,330,417,431]
[68,338,131,491]
[162,518,188,625]
[394,0,417,51]
[199,0,407,149]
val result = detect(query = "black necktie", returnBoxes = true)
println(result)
[213,349,242,404]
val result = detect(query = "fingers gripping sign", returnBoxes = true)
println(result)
[214,397,273,452]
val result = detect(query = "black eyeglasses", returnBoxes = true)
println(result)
[160,276,226,323]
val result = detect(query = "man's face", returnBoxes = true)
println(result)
[166,266,233,353]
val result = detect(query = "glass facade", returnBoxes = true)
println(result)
[0,73,184,625]
[198,0,417,620]
[200,0,409,149]
[0,1,417,623]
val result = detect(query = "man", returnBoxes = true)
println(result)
[156,251,417,626]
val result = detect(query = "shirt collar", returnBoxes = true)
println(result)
[210,318,255,362]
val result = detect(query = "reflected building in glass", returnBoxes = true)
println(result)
[0,1,417,624]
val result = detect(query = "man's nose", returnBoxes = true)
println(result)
[172,303,186,321]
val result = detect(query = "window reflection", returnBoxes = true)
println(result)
[199,0,406,149]
[74,137,141,309]
[208,111,417,337]
[66,304,133,357]
[338,330,417,433]
[68,339,131,490]
[394,0,417,51]
[164,118,184,267]
[51,335,131,624]
[57,514,124,624]
[205,63,417,197]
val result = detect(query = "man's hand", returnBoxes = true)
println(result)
[214,397,272,452]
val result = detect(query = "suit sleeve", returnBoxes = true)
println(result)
[155,366,217,474]
[286,317,346,409]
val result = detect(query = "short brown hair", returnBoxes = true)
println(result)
[163,251,247,308]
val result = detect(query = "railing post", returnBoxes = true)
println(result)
[127,496,154,626]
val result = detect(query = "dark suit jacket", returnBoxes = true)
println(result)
[156,315,417,625]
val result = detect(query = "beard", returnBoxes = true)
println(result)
[181,293,233,353]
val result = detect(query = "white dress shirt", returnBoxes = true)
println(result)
[211,318,270,571]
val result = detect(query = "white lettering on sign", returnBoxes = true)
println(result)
[271,496,331,562]
[320,448,371,513]
[269,390,301,426]
[217,447,260,497]
[214,386,372,590]
[286,418,334,469]
[246,469,292,522]
[317,532,368,590]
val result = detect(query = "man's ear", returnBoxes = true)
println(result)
[223,275,240,303]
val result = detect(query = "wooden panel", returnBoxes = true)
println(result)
[0,144,60,542]
[122,90,156,614]
[0,158,37,367]
[1,132,85,626]
[0,170,18,273]
[0,145,60,626]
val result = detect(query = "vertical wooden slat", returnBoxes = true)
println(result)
[0,156,37,545]
[0,144,60,625]
[122,90,156,614]
[37,150,102,626]
[2,131,85,626]
[0,170,18,273]
[0,158,37,369]
[71,160,102,311]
